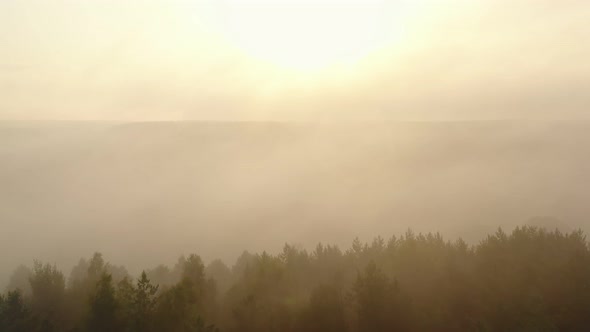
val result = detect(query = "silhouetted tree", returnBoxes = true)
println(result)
[29,261,66,331]
[153,254,218,332]
[353,261,413,332]
[87,273,119,332]
[126,272,158,332]
[0,290,37,332]
[298,284,348,332]
[1,226,590,332]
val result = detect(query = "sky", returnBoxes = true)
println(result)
[1,0,589,121]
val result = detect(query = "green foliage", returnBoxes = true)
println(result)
[0,290,37,332]
[298,284,348,332]
[2,226,590,331]
[353,261,414,331]
[118,272,159,332]
[87,273,119,332]
[153,254,217,332]
[29,261,66,331]
[154,279,208,332]
[134,272,159,323]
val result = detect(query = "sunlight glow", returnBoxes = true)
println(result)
[217,1,406,71]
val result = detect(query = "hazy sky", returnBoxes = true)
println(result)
[1,0,589,121]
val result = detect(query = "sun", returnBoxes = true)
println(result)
[216,1,404,72]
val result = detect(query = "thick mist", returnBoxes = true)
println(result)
[2,0,590,122]
[1,120,588,286]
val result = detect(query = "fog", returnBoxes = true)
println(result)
[1,120,589,286]
[4,1,590,330]
[2,0,590,121]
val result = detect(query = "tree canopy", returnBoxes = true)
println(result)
[2,226,590,332]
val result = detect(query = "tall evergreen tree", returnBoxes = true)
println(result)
[87,273,119,332]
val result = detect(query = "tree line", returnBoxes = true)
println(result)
[2,225,590,331]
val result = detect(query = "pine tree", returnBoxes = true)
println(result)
[87,273,119,332]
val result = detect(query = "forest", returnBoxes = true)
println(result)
[2,225,590,332]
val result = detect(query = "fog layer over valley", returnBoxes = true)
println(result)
[1,120,588,285]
